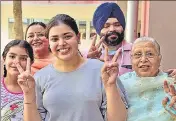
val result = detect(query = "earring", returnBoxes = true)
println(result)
[3,65,7,77]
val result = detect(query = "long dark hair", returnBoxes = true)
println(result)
[2,40,34,77]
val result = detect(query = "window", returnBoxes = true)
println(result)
[78,21,86,40]
[8,18,50,39]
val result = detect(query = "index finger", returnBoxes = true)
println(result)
[95,36,104,48]
[112,48,121,62]
[16,62,24,74]
[103,45,109,62]
[166,69,174,74]
[164,80,170,93]
[26,57,31,73]
[170,85,176,96]
[91,35,97,46]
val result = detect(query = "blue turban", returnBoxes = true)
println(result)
[93,2,126,35]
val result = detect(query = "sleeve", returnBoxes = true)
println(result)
[100,84,107,121]
[116,77,129,109]
[99,77,129,121]
[34,75,47,121]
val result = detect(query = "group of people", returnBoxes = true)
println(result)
[1,2,176,121]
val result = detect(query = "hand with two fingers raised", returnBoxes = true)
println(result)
[16,57,35,95]
[87,35,104,61]
[101,46,121,88]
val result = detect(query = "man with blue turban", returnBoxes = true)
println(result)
[87,2,133,76]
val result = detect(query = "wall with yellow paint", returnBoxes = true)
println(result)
[2,1,137,51]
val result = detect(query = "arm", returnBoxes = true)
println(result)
[101,47,127,121]
[16,58,44,121]
[23,76,47,121]
[105,84,127,121]
[23,90,42,121]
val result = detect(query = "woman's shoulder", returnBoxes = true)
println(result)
[33,64,53,77]
[85,59,104,70]
[120,71,136,81]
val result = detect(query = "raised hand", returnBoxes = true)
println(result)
[162,80,176,117]
[101,45,121,87]
[166,69,176,80]
[87,35,104,61]
[16,57,35,95]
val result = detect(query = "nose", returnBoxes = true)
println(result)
[58,39,66,46]
[14,57,20,64]
[109,25,115,32]
[140,55,148,62]
[33,33,39,41]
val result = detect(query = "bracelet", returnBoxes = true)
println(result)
[24,97,36,105]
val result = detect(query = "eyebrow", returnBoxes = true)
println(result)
[50,32,73,37]
[63,32,72,35]
[8,53,28,57]
[27,32,44,35]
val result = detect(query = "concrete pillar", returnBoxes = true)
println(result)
[126,1,139,43]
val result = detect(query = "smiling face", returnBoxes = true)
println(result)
[100,18,124,47]
[49,23,80,61]
[26,25,49,55]
[131,41,161,77]
[4,46,28,77]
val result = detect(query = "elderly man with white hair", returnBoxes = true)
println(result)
[120,36,176,121]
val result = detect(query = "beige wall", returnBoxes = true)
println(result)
[1,1,130,52]
[148,1,176,70]
[2,1,144,54]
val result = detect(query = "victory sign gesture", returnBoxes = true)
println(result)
[101,45,121,88]
[16,57,35,95]
[87,35,104,61]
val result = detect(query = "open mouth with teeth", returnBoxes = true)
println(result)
[57,48,70,54]
[139,65,150,70]
[108,35,118,41]
[32,42,42,47]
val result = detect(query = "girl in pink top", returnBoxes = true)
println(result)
[1,40,34,120]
